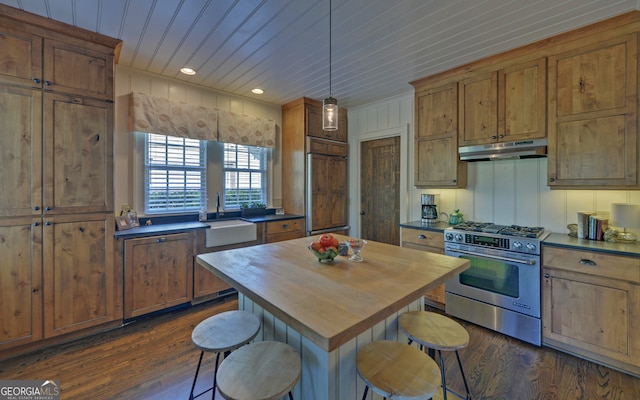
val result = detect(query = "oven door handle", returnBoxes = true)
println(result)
[447,248,537,266]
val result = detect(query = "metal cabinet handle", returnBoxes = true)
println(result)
[33,78,41,83]
[44,221,51,226]
[156,237,167,243]
[34,206,40,211]
[549,177,556,182]
[44,80,52,86]
[282,224,288,229]
[491,135,497,139]
[45,206,51,211]
[33,222,40,227]
[579,259,596,266]
[418,234,426,239]
[543,273,550,278]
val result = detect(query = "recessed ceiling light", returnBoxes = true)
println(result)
[180,67,196,75]
[251,88,264,94]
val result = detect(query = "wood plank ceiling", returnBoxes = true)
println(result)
[1,0,638,108]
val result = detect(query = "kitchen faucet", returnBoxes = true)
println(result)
[216,192,220,219]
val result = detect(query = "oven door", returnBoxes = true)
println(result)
[444,246,540,318]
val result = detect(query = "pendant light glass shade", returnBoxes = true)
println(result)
[323,97,338,131]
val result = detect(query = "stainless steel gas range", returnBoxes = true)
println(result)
[444,222,550,346]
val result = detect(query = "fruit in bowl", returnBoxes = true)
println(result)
[308,234,344,262]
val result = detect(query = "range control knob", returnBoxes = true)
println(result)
[444,232,454,241]
[455,234,464,242]
[526,243,537,252]
[512,241,523,250]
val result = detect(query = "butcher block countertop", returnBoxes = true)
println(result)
[196,234,469,352]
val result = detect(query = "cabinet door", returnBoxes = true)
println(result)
[43,39,114,100]
[43,213,115,337]
[124,233,193,319]
[266,219,305,243]
[414,82,466,187]
[306,102,347,142]
[309,154,348,231]
[459,72,498,146]
[0,25,42,87]
[499,58,546,141]
[548,33,638,187]
[43,93,113,214]
[0,86,42,217]
[0,217,43,351]
[543,267,640,367]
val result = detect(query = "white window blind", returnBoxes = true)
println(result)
[223,143,267,208]
[145,133,206,213]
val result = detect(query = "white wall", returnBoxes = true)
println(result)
[348,92,640,237]
[113,65,282,215]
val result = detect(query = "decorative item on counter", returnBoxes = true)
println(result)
[448,209,464,225]
[576,211,595,239]
[567,223,578,237]
[610,203,640,243]
[309,234,343,262]
[347,238,367,262]
[240,202,267,217]
[604,228,619,243]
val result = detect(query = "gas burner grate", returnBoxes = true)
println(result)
[451,221,545,238]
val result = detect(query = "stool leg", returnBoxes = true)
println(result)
[438,350,448,400]
[361,385,369,400]
[288,391,294,400]
[212,352,221,399]
[455,350,471,400]
[189,351,204,400]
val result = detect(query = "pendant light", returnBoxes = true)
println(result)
[323,0,338,131]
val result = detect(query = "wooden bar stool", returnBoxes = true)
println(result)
[356,340,441,400]
[216,341,301,400]
[399,311,472,400]
[189,310,261,400]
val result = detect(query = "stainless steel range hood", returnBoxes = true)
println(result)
[458,138,547,161]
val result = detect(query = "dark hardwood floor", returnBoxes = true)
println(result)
[1,296,639,399]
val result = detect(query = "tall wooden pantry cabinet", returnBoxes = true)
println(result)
[281,97,349,236]
[0,5,121,354]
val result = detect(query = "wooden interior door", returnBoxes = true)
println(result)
[360,137,400,245]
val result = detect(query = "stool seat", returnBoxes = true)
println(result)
[189,310,261,400]
[399,311,469,351]
[356,340,440,399]
[217,341,301,400]
[399,311,472,400]
[192,310,261,353]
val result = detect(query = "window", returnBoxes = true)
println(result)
[144,134,206,214]
[223,143,268,208]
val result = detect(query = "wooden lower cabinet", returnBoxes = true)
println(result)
[400,227,446,307]
[542,247,640,374]
[124,232,193,319]
[0,217,43,351]
[266,218,304,243]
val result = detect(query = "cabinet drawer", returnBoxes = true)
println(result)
[267,219,304,234]
[401,227,444,249]
[543,246,640,283]
[308,137,348,157]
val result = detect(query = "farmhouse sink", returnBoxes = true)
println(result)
[205,219,257,247]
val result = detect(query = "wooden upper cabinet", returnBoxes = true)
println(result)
[499,58,547,142]
[413,82,467,187]
[459,72,498,145]
[459,58,546,146]
[0,86,42,217]
[306,101,348,142]
[308,154,348,231]
[0,25,42,88]
[44,39,114,101]
[43,93,113,214]
[547,33,638,187]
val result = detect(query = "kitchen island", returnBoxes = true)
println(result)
[196,234,469,399]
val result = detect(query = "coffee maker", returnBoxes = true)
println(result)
[421,194,439,224]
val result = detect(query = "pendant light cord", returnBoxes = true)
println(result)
[329,0,332,97]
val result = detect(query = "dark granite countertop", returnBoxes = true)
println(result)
[542,232,640,257]
[399,220,453,232]
[114,214,304,239]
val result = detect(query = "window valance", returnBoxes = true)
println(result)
[218,110,276,148]
[128,92,276,148]
[128,92,218,141]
